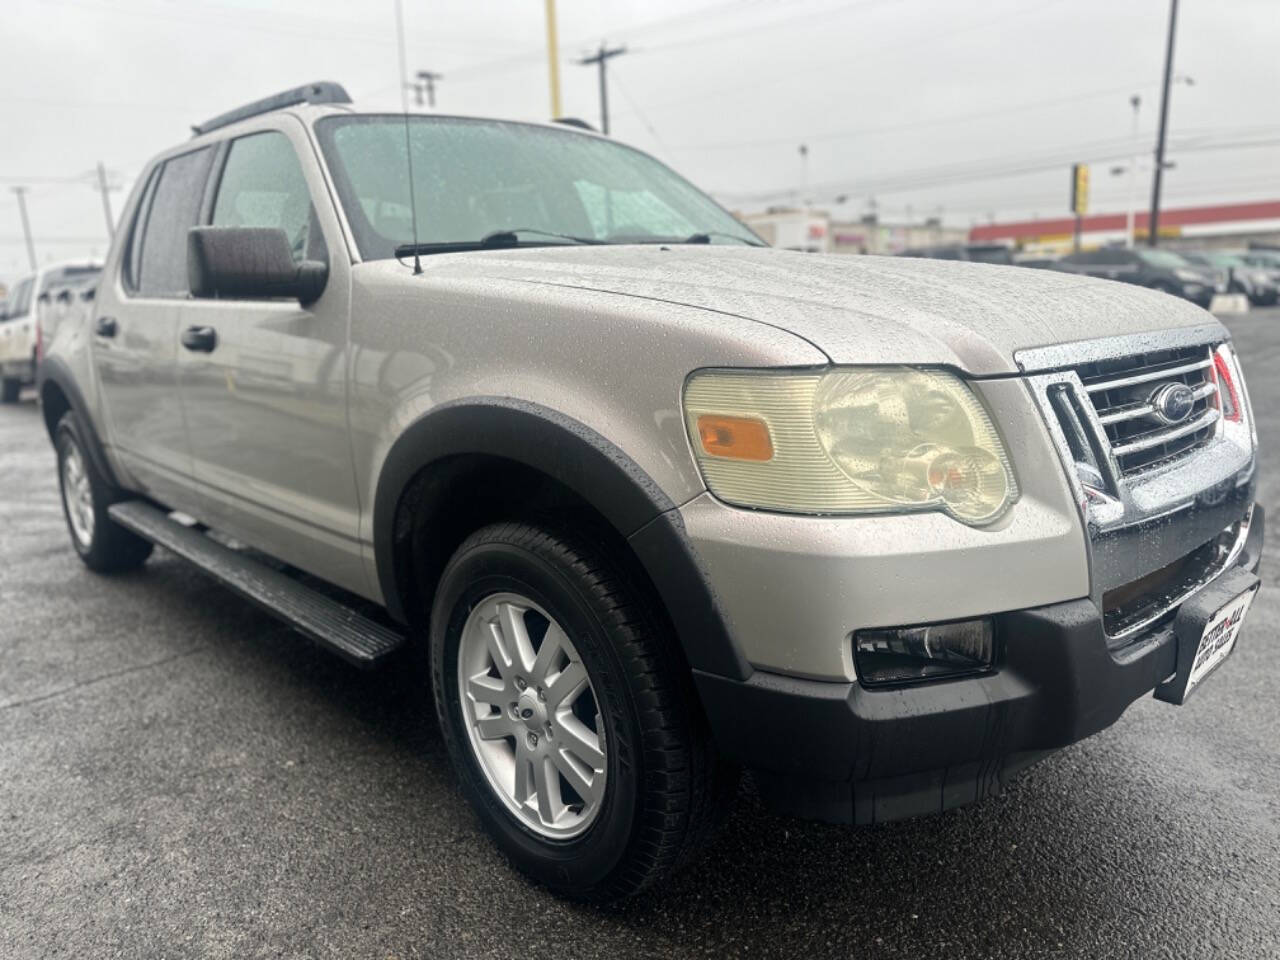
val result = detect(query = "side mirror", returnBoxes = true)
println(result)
[187,226,328,305]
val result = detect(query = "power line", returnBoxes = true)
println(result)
[445,0,761,81]
[608,66,674,160]
[637,0,898,54]
[667,80,1160,151]
[616,0,1070,117]
[711,131,1280,205]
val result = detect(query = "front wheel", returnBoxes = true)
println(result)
[55,412,153,572]
[430,521,736,902]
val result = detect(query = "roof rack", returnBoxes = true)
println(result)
[192,81,352,136]
[553,117,596,132]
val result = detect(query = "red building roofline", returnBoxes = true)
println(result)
[969,199,1280,243]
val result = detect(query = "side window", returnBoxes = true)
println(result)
[211,131,327,263]
[122,166,160,293]
[136,146,216,297]
[7,278,34,319]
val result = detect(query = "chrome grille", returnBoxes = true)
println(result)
[1074,345,1219,476]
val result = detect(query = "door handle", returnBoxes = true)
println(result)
[95,316,118,338]
[181,325,218,353]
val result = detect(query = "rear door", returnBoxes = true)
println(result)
[94,145,215,511]
[176,123,365,595]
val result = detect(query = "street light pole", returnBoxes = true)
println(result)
[11,186,36,271]
[1148,0,1179,247]
[1125,95,1141,248]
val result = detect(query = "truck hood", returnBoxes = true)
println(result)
[405,246,1222,375]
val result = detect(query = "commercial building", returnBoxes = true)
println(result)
[968,199,1280,253]
[741,208,967,255]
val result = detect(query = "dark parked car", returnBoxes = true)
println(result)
[898,243,1014,265]
[1240,248,1280,279]
[1013,256,1060,270]
[1183,251,1278,306]
[1053,247,1222,307]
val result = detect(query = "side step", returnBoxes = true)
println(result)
[107,500,406,668]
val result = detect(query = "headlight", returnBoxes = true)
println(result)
[683,367,1018,525]
[1175,268,1204,283]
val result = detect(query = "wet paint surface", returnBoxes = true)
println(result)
[1,309,1277,957]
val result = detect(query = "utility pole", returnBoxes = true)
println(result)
[416,71,442,109]
[96,162,116,239]
[1124,94,1141,248]
[11,187,36,271]
[578,43,626,135]
[545,0,562,118]
[1148,0,1179,247]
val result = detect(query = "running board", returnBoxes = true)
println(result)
[107,500,406,668]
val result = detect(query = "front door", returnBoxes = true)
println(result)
[177,124,366,596]
[94,146,215,512]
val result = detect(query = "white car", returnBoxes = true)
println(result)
[1,261,100,402]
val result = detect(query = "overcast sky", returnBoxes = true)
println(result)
[2,0,1277,282]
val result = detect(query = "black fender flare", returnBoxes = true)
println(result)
[38,356,122,491]
[372,397,750,680]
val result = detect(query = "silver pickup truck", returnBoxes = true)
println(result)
[39,82,1263,902]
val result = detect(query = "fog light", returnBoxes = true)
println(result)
[854,618,995,686]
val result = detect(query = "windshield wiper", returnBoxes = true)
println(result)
[682,232,766,247]
[395,228,603,262]
[480,227,603,247]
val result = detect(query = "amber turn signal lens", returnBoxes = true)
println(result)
[696,415,774,461]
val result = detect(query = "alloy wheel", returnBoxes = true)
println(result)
[456,592,607,839]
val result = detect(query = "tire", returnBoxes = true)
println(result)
[55,411,153,573]
[1,378,19,403]
[430,520,737,902]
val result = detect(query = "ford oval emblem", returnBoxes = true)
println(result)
[1150,382,1196,425]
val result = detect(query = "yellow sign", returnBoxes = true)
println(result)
[1071,163,1090,216]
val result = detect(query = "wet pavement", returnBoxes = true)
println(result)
[2,309,1278,959]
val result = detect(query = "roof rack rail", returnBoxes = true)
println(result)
[553,117,596,132]
[192,81,352,136]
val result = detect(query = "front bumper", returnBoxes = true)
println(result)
[693,503,1263,825]
[1,359,35,382]
[1179,284,1215,307]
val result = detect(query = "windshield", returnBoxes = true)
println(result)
[1207,253,1245,267]
[966,245,1013,265]
[38,265,100,295]
[315,115,761,261]
[1137,249,1189,269]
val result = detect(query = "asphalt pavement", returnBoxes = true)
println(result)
[2,310,1279,959]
